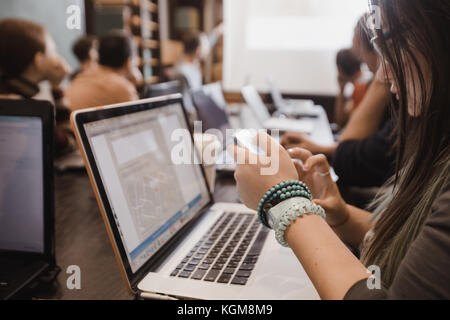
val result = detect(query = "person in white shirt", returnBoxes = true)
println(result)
[174,34,203,90]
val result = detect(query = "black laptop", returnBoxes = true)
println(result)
[0,99,55,300]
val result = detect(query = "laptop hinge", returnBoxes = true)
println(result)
[138,290,179,300]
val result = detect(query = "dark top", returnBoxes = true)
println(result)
[344,179,450,299]
[332,119,395,188]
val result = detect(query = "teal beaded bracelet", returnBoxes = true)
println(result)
[257,180,312,228]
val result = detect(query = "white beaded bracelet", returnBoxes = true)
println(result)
[268,197,326,247]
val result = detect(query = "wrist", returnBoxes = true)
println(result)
[258,180,312,228]
[327,203,351,228]
[267,197,326,247]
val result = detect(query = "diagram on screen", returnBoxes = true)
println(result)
[109,126,186,243]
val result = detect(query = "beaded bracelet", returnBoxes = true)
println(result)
[257,180,312,228]
[270,197,326,247]
[258,181,311,227]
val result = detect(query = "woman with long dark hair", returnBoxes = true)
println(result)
[231,0,449,299]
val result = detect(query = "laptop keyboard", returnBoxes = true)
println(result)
[170,212,269,285]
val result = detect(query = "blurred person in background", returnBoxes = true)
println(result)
[70,35,98,81]
[281,14,395,191]
[66,30,140,110]
[171,23,224,91]
[334,49,369,128]
[0,18,74,156]
[172,33,203,91]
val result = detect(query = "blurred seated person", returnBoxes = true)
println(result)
[281,14,395,189]
[171,24,223,91]
[335,49,370,128]
[66,30,140,110]
[340,13,387,140]
[282,68,395,190]
[281,12,387,158]
[70,35,98,81]
[169,25,223,117]
[172,33,203,91]
[0,18,75,156]
[282,68,390,152]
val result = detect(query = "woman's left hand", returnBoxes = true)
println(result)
[281,132,324,155]
[287,148,349,227]
[229,131,299,210]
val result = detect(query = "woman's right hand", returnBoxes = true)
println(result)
[287,148,350,227]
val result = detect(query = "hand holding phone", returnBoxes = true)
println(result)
[233,130,267,156]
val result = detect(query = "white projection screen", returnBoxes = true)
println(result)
[223,0,368,96]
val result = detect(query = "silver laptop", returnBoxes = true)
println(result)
[191,89,236,173]
[201,82,228,111]
[267,78,318,117]
[71,95,318,300]
[241,85,314,134]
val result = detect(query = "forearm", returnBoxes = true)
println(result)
[330,205,373,249]
[285,214,370,300]
[316,143,338,157]
[340,80,390,141]
[334,94,349,128]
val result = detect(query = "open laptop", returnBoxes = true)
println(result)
[191,90,236,173]
[241,85,315,134]
[201,82,228,111]
[192,90,230,134]
[267,78,319,118]
[140,80,182,99]
[71,95,318,300]
[0,100,55,300]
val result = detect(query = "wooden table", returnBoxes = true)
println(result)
[33,171,239,300]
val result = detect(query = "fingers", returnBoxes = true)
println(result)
[312,198,331,210]
[228,144,250,163]
[303,154,331,174]
[287,147,313,163]
[293,159,306,177]
[283,142,303,151]
[228,142,269,167]
[256,130,278,157]
[312,199,325,206]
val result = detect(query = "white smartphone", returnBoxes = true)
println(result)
[233,130,267,156]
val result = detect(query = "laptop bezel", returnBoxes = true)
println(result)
[0,99,55,265]
[71,95,215,292]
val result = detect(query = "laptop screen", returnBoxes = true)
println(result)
[267,78,285,109]
[0,116,44,254]
[241,85,271,124]
[83,102,210,273]
[202,83,227,110]
[192,91,230,134]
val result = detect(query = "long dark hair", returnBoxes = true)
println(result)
[363,0,450,286]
